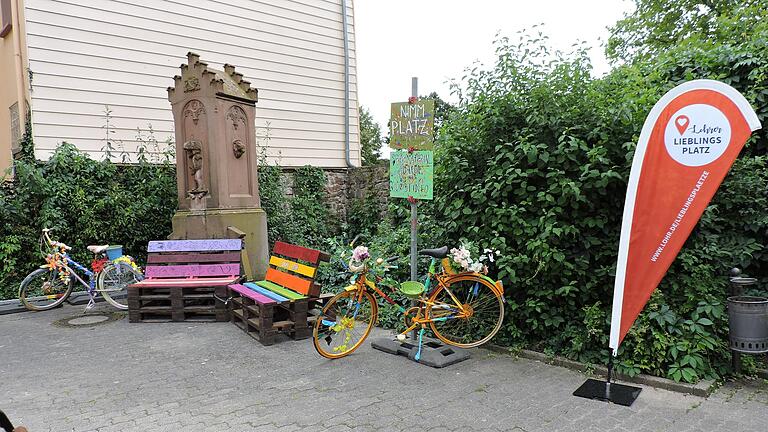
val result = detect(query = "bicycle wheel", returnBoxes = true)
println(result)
[19,268,73,311]
[428,275,504,348]
[313,289,377,359]
[97,261,143,310]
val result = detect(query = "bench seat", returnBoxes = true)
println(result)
[228,241,330,345]
[128,239,244,323]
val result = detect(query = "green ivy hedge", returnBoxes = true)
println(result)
[424,28,768,382]
[0,141,177,300]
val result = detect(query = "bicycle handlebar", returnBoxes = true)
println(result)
[42,228,71,251]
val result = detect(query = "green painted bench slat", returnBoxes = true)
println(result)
[255,280,306,301]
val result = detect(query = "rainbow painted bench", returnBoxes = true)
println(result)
[128,239,244,323]
[228,241,330,345]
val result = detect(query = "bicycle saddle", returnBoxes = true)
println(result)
[418,246,449,259]
[87,245,109,254]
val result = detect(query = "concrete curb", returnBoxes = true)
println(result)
[486,344,717,397]
[0,291,111,314]
[0,299,25,315]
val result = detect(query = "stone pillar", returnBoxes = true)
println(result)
[167,52,269,279]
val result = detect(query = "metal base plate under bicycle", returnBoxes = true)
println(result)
[573,379,642,407]
[371,336,470,368]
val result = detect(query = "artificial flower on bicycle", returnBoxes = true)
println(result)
[446,241,501,275]
[346,245,399,288]
[44,251,71,283]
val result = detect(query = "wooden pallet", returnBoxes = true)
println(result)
[229,284,333,344]
[128,285,229,322]
[128,239,244,323]
[226,241,330,344]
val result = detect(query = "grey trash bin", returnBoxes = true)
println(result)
[727,296,768,354]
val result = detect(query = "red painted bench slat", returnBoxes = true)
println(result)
[272,241,325,264]
[264,267,313,296]
[228,283,276,305]
[145,263,240,278]
[147,239,242,253]
[147,252,241,264]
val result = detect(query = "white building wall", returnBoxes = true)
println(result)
[24,0,360,167]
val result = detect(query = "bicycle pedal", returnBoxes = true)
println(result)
[396,334,406,341]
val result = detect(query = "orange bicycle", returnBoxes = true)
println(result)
[312,246,505,359]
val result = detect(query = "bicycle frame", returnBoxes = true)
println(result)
[39,231,101,309]
[348,257,475,334]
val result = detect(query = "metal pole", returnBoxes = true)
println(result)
[729,269,742,373]
[410,77,418,342]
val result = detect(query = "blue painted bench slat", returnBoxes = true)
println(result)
[244,282,289,303]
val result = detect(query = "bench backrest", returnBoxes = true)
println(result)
[145,239,243,279]
[265,241,329,297]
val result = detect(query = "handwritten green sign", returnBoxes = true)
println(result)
[390,150,433,200]
[389,100,435,150]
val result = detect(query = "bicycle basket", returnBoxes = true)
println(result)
[399,281,425,299]
[105,245,123,260]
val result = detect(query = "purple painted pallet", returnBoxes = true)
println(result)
[147,239,242,253]
[145,263,240,278]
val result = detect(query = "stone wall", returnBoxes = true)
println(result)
[278,163,389,228]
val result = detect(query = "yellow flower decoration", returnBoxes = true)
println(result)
[114,255,142,273]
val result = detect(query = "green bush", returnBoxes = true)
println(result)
[258,164,333,250]
[425,23,768,382]
[258,163,297,247]
[0,140,177,300]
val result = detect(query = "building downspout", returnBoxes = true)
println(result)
[341,0,353,168]
[11,0,26,151]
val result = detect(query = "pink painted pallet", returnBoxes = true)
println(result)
[128,239,244,323]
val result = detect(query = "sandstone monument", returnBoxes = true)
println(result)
[167,52,269,279]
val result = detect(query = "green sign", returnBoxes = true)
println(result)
[390,150,433,200]
[389,100,435,150]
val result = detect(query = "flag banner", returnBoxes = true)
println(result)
[609,80,761,353]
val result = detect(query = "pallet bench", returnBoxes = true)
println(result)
[228,241,330,345]
[128,239,244,323]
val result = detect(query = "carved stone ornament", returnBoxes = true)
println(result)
[226,106,247,130]
[184,77,200,92]
[232,140,246,159]
[182,140,207,195]
[183,100,205,125]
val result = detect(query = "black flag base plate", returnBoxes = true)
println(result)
[573,379,642,407]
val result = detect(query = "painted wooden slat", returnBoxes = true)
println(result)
[130,277,238,288]
[147,252,241,264]
[147,239,242,252]
[144,263,240,278]
[228,283,276,305]
[269,256,316,278]
[243,282,288,302]
[272,241,323,264]
[255,280,306,301]
[264,267,312,296]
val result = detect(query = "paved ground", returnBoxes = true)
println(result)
[2,304,767,432]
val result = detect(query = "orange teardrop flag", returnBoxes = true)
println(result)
[609,80,761,353]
